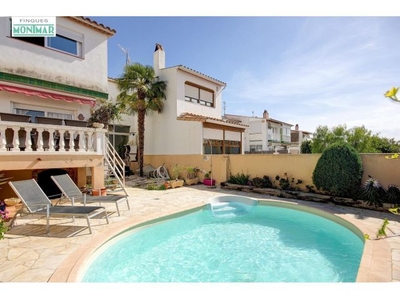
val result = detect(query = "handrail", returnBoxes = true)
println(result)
[104,139,127,195]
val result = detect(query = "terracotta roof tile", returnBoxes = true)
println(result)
[177,112,248,127]
[67,17,116,36]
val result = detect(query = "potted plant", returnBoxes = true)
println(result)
[88,100,121,128]
[185,166,200,186]
[203,170,216,186]
[168,164,184,188]
[0,172,13,239]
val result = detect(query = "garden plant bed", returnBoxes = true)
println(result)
[220,182,394,213]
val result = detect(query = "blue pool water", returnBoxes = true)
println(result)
[81,201,364,282]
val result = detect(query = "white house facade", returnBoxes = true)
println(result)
[0,16,116,198]
[108,44,247,156]
[289,124,313,154]
[224,110,294,154]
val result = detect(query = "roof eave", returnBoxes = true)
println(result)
[67,16,116,36]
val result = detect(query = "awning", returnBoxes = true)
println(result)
[177,112,248,130]
[0,83,96,106]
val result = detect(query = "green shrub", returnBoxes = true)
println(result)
[312,142,363,197]
[275,173,303,191]
[147,183,167,190]
[362,176,384,208]
[251,175,273,188]
[228,172,250,185]
[386,184,400,205]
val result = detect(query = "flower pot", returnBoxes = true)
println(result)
[92,122,104,129]
[92,188,107,196]
[203,179,216,186]
[169,180,184,189]
[4,197,21,206]
[185,177,199,186]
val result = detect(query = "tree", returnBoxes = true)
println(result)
[312,142,363,198]
[116,63,167,177]
[346,125,375,153]
[300,140,312,153]
[310,125,331,153]
[310,123,399,154]
[311,124,347,153]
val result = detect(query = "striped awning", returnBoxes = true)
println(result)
[0,83,96,106]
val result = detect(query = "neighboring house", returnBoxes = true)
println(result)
[289,124,313,154]
[0,16,116,198]
[109,44,247,156]
[224,110,293,154]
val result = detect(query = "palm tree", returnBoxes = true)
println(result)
[116,63,167,177]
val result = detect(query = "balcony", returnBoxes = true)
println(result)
[0,116,107,155]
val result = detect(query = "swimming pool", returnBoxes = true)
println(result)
[80,196,364,282]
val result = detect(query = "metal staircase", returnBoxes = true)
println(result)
[104,139,129,197]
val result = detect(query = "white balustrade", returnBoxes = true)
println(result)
[0,121,106,154]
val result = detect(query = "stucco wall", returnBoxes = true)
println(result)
[0,17,110,93]
[141,68,206,155]
[142,153,400,192]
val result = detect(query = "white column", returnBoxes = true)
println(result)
[0,126,6,152]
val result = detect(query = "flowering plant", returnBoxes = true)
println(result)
[384,87,400,159]
[88,100,121,127]
[385,87,399,102]
[0,172,12,239]
[0,207,8,240]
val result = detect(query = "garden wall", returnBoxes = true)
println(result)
[139,153,399,190]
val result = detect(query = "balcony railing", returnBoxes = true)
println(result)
[0,121,106,154]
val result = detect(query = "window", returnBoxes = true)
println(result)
[107,125,131,157]
[14,107,73,122]
[9,19,83,57]
[203,139,241,154]
[47,34,81,56]
[185,82,214,107]
[250,145,262,153]
[225,140,241,154]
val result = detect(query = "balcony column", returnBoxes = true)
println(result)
[36,128,44,151]
[87,131,94,152]
[12,126,20,152]
[0,126,6,152]
[25,128,33,152]
[78,129,85,152]
[47,129,56,152]
[58,129,66,152]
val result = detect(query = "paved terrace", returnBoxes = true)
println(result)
[1,182,400,283]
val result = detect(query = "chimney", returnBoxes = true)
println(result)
[153,43,165,75]
[295,124,299,131]
[263,110,269,119]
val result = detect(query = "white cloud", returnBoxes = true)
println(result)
[225,17,400,139]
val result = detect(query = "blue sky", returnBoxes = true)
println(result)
[90,15,400,140]
[5,1,400,140]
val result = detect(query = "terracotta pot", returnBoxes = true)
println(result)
[92,188,107,196]
[92,122,104,129]
[169,180,184,189]
[185,177,199,186]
